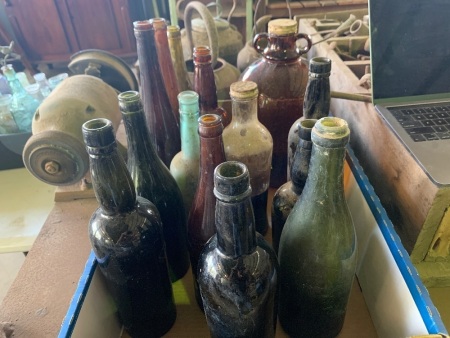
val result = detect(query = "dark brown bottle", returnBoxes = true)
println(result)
[240,18,312,187]
[134,20,181,167]
[272,119,316,254]
[151,18,181,123]
[188,113,226,309]
[82,118,176,337]
[198,161,278,338]
[118,90,190,282]
[193,46,231,127]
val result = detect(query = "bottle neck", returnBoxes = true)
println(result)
[290,138,312,195]
[180,109,200,159]
[193,62,219,111]
[199,130,226,183]
[230,96,258,124]
[303,73,331,120]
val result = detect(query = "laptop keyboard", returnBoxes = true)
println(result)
[389,104,450,142]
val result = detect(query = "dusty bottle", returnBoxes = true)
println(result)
[134,20,181,167]
[271,119,316,254]
[151,18,181,122]
[198,161,278,338]
[240,18,312,187]
[82,118,176,337]
[193,46,231,127]
[278,117,357,338]
[188,113,226,309]
[287,56,331,177]
[170,90,200,217]
[119,90,190,282]
[222,81,273,235]
[167,25,192,93]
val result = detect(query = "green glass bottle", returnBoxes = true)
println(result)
[170,90,200,217]
[278,117,357,337]
[82,118,176,337]
[118,90,190,282]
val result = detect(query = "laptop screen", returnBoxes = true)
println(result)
[369,0,450,103]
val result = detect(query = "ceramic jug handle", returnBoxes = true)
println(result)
[295,33,312,56]
[184,1,219,67]
[253,33,269,55]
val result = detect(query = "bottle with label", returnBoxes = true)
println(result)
[278,117,357,337]
[240,18,312,187]
[82,118,176,337]
[198,161,278,338]
[170,90,200,217]
[222,80,273,235]
[118,90,190,282]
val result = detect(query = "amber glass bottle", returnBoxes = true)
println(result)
[119,90,190,282]
[188,113,226,309]
[134,20,181,167]
[222,81,273,235]
[193,46,231,127]
[82,118,176,337]
[240,18,312,187]
[167,25,192,93]
[271,118,316,254]
[278,117,357,337]
[198,161,278,338]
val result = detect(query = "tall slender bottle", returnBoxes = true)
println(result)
[134,20,181,167]
[198,161,278,338]
[287,56,331,178]
[118,90,190,282]
[167,25,192,93]
[271,118,316,254]
[193,46,231,127]
[188,113,226,309]
[222,81,273,235]
[170,90,200,217]
[278,117,357,337]
[82,118,176,337]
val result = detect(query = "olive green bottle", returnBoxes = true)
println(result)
[278,116,357,337]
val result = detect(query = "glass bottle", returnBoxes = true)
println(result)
[151,18,181,122]
[222,81,273,235]
[287,57,331,178]
[134,20,181,167]
[1,64,40,132]
[167,25,192,93]
[240,18,312,188]
[118,90,190,282]
[188,113,226,309]
[82,118,176,337]
[198,161,278,338]
[278,117,357,338]
[170,90,200,217]
[0,94,19,134]
[193,46,231,127]
[33,72,52,98]
[271,119,316,254]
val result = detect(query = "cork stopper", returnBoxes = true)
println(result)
[268,19,298,35]
[230,81,258,100]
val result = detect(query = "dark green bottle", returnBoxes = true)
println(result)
[118,91,190,282]
[82,118,176,337]
[278,116,357,338]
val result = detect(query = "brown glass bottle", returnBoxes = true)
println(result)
[240,19,312,187]
[151,18,181,122]
[82,118,176,337]
[134,20,181,167]
[188,113,226,309]
[193,46,231,127]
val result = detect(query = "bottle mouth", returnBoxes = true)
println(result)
[312,117,350,147]
[82,118,116,148]
[213,161,252,202]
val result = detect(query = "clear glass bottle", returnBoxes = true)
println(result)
[222,80,273,235]
[188,113,226,309]
[287,57,331,178]
[271,119,316,254]
[0,94,19,134]
[134,20,181,167]
[198,161,278,338]
[1,64,40,132]
[278,117,357,337]
[33,72,52,98]
[82,118,176,337]
[193,46,231,127]
[118,90,190,282]
[240,18,312,187]
[167,25,192,93]
[170,90,200,218]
